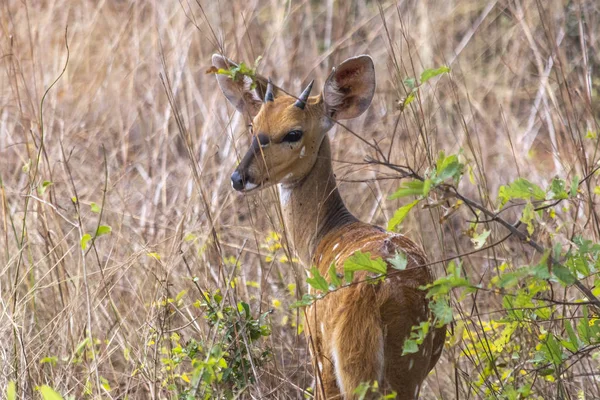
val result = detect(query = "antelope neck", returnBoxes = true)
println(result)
[278,135,358,265]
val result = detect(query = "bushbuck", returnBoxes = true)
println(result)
[212,54,445,399]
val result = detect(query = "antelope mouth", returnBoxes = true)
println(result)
[238,181,261,193]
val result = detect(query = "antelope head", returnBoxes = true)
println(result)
[212,54,376,192]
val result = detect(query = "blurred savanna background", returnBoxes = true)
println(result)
[1,0,600,399]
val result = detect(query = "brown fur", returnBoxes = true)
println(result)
[213,54,445,399]
[308,222,445,399]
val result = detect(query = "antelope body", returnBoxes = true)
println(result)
[213,54,445,399]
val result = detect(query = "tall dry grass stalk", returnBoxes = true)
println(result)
[1,0,599,398]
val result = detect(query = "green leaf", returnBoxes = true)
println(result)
[328,263,342,288]
[434,152,463,184]
[80,234,92,250]
[552,264,576,285]
[593,186,600,196]
[40,356,58,366]
[470,229,491,249]
[306,267,329,292]
[100,377,111,391]
[560,339,577,353]
[344,251,388,276]
[578,306,591,344]
[520,202,535,236]
[39,385,64,400]
[95,225,112,236]
[389,180,425,199]
[387,251,408,271]
[570,175,580,197]
[564,320,580,352]
[542,334,563,367]
[547,177,568,200]
[403,77,416,90]
[90,202,101,213]
[387,199,419,231]
[430,298,453,325]
[147,252,161,260]
[498,178,546,205]
[7,381,16,400]
[290,293,320,308]
[183,232,197,242]
[353,382,371,400]
[420,66,450,84]
[402,339,419,355]
[402,92,416,109]
[38,180,53,196]
[422,179,432,196]
[74,338,89,356]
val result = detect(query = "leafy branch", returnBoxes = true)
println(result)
[365,156,600,309]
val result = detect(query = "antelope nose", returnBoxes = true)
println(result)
[231,170,244,191]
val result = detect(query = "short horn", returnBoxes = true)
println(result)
[264,78,274,103]
[293,80,314,109]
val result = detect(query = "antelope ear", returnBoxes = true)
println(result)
[323,55,375,120]
[212,54,267,118]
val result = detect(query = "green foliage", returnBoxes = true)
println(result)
[389,151,463,202]
[432,151,464,185]
[388,180,428,199]
[400,65,450,109]
[343,251,387,280]
[470,229,491,249]
[152,290,271,399]
[423,261,473,326]
[402,321,430,355]
[385,151,600,396]
[420,66,451,83]
[498,178,546,205]
[214,57,262,89]
[39,386,64,400]
[353,381,396,399]
[387,251,407,270]
[306,266,330,292]
[38,180,53,195]
[387,199,419,231]
[292,250,408,308]
[7,382,16,400]
[80,224,112,250]
[95,225,111,236]
[80,233,92,250]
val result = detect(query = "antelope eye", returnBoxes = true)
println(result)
[281,130,303,143]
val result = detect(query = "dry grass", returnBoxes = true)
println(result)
[1,0,599,398]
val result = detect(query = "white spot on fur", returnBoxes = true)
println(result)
[318,361,323,372]
[244,182,257,190]
[299,146,306,158]
[414,384,420,397]
[319,254,323,262]
[278,185,292,205]
[331,345,344,392]
[332,243,339,251]
[320,322,325,335]
[408,359,414,370]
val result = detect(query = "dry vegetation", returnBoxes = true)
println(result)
[1,0,600,399]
